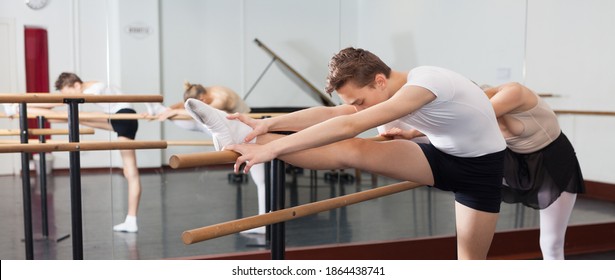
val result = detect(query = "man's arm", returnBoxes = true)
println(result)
[263,105,357,132]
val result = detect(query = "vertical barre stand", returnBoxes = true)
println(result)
[37,116,49,237]
[270,158,286,260]
[3,93,164,259]
[65,97,85,259]
[18,103,34,260]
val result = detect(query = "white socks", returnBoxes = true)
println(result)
[113,215,138,233]
[184,98,254,150]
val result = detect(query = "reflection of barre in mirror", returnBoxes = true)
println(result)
[1,75,166,260]
[0,139,211,146]
[0,141,167,153]
[0,93,162,103]
[182,180,422,245]
[0,112,286,120]
[0,128,95,136]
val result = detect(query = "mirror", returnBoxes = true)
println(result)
[1,0,612,260]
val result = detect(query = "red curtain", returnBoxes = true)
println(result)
[24,27,50,139]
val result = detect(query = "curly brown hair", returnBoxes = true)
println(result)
[325,47,391,95]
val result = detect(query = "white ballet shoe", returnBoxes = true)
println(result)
[113,222,138,233]
[240,226,266,235]
[184,98,253,150]
[113,217,138,233]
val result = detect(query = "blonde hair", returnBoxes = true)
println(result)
[182,81,207,101]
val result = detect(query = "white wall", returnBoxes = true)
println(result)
[0,18,20,175]
[356,0,526,85]
[524,0,615,183]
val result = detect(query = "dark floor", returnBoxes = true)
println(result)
[1,166,614,260]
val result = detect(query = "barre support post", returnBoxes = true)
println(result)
[37,115,49,237]
[19,103,34,260]
[65,98,84,260]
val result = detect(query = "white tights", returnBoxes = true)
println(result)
[539,191,577,260]
[248,163,267,215]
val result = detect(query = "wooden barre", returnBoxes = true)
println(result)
[1,113,176,120]
[169,150,240,168]
[0,139,213,146]
[0,140,167,153]
[1,112,286,120]
[168,136,389,169]
[0,128,95,136]
[538,93,558,98]
[182,180,422,245]
[554,110,615,116]
[0,93,163,103]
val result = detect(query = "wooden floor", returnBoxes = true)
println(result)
[1,166,614,260]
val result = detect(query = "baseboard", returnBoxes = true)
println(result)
[582,180,615,202]
[173,222,615,260]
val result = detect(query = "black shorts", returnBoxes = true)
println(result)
[418,143,505,213]
[110,108,138,139]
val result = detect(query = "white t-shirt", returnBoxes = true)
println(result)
[399,66,505,157]
[82,82,132,114]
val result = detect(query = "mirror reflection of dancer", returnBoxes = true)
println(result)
[146,82,266,234]
[483,83,585,259]
[184,47,508,259]
[17,72,142,233]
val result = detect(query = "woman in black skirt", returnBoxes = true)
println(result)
[483,82,585,259]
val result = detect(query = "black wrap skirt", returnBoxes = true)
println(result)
[502,132,585,209]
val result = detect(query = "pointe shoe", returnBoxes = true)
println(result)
[113,222,138,233]
[184,98,253,150]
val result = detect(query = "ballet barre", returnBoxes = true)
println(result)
[168,149,284,258]
[2,93,164,260]
[554,110,615,116]
[0,139,212,146]
[2,112,287,120]
[538,93,558,98]
[0,93,162,103]
[0,128,95,136]
[168,138,390,259]
[168,136,390,169]
[0,141,167,153]
[182,180,422,244]
[169,150,240,168]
